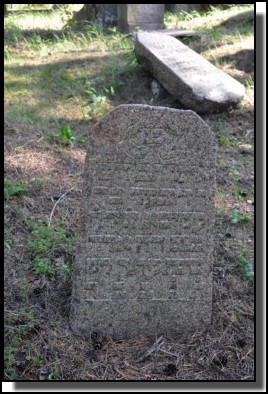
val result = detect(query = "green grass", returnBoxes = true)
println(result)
[27,221,69,256]
[230,208,254,225]
[213,121,243,149]
[164,4,254,29]
[4,7,68,32]
[11,4,249,130]
[164,4,254,62]
[85,80,110,119]
[246,75,254,89]
[4,8,134,52]
[4,227,22,253]
[48,124,88,146]
[32,257,55,276]
[239,256,254,282]
[219,135,242,148]
[4,179,29,198]
[4,301,36,380]
[26,220,75,281]
[101,59,125,93]
[84,58,127,120]
[4,218,76,378]
[4,8,135,126]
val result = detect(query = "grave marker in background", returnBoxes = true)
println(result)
[118,4,164,32]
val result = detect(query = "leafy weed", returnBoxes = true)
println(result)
[4,179,28,198]
[230,208,253,225]
[239,256,254,281]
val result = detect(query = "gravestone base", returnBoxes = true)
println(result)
[71,297,212,340]
[70,105,216,339]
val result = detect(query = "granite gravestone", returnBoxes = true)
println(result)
[135,32,245,114]
[70,104,216,339]
[118,4,164,32]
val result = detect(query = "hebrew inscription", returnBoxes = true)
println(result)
[70,104,216,339]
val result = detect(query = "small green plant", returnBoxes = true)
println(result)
[4,179,28,198]
[102,61,121,94]
[87,22,105,39]
[5,304,36,379]
[85,25,134,50]
[230,169,240,204]
[48,125,88,146]
[85,81,110,119]
[104,85,115,96]
[58,263,73,282]
[4,347,18,380]
[48,125,75,146]
[31,357,42,368]
[32,258,54,276]
[86,81,106,101]
[4,45,13,60]
[26,221,74,282]
[246,75,254,89]
[4,240,11,251]
[211,54,227,68]
[8,369,18,381]
[29,32,47,45]
[7,305,34,325]
[215,122,241,149]
[239,256,254,281]
[219,135,239,148]
[124,50,138,66]
[88,92,108,112]
[4,228,13,251]
[230,208,253,224]
[27,222,69,257]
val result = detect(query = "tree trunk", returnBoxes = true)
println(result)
[71,4,100,27]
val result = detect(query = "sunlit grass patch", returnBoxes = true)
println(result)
[164,4,254,31]
[4,9,68,32]
[4,8,135,127]
[245,75,254,89]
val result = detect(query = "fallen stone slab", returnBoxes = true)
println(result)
[152,29,207,38]
[153,29,209,47]
[135,31,245,114]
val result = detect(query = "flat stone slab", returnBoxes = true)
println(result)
[152,29,206,38]
[135,31,245,114]
[70,104,216,339]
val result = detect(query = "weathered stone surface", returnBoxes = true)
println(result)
[70,104,216,339]
[135,31,245,114]
[118,4,164,33]
[151,79,169,99]
[153,29,207,38]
